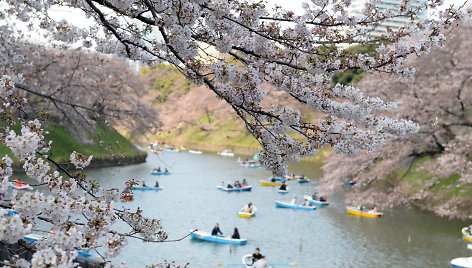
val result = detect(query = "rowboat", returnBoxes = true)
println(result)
[462,227,472,242]
[278,189,289,194]
[5,210,18,216]
[346,206,383,218]
[10,180,32,190]
[450,244,472,268]
[268,177,285,182]
[132,186,162,191]
[120,193,133,201]
[23,234,45,243]
[347,178,357,185]
[219,149,235,157]
[226,254,297,268]
[190,230,247,245]
[238,206,257,218]
[150,149,163,154]
[23,234,103,261]
[304,195,329,205]
[284,176,300,181]
[451,257,472,268]
[241,161,260,168]
[218,186,253,192]
[165,148,181,152]
[297,178,310,183]
[189,150,202,154]
[150,171,171,175]
[260,180,281,187]
[275,201,316,210]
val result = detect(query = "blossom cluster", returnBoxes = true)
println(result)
[70,151,93,169]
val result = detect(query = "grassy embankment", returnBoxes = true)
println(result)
[152,114,331,160]
[397,156,472,205]
[0,123,147,170]
[142,64,334,160]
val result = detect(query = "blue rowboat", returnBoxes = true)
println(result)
[275,201,316,210]
[297,178,310,183]
[451,244,472,268]
[347,178,357,185]
[165,148,181,153]
[6,210,18,216]
[190,230,247,245]
[304,195,329,205]
[309,199,328,205]
[23,234,46,243]
[150,171,171,175]
[23,234,103,262]
[240,161,260,168]
[132,186,162,191]
[189,150,202,154]
[244,164,260,168]
[451,257,472,268]
[219,186,253,192]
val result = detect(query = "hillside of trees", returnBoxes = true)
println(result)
[321,23,472,220]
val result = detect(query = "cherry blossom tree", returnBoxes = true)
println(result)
[2,43,159,134]
[0,0,470,266]
[321,22,472,219]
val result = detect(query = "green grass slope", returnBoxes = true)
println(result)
[0,122,146,169]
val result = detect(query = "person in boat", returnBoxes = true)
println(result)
[303,198,311,206]
[242,179,247,187]
[227,181,233,189]
[370,206,378,213]
[234,180,241,188]
[164,168,169,173]
[319,196,326,202]
[312,192,319,200]
[157,167,161,172]
[142,180,147,187]
[220,181,225,187]
[154,181,159,188]
[270,177,276,182]
[253,256,269,268]
[231,227,240,239]
[252,248,263,264]
[244,202,253,213]
[279,182,287,191]
[211,223,223,236]
[290,196,299,206]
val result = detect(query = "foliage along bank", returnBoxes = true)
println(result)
[0,122,147,171]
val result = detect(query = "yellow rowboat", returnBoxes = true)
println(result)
[346,206,383,218]
[462,227,472,242]
[238,206,257,218]
[260,180,281,187]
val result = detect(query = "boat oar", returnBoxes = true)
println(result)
[217,262,298,266]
